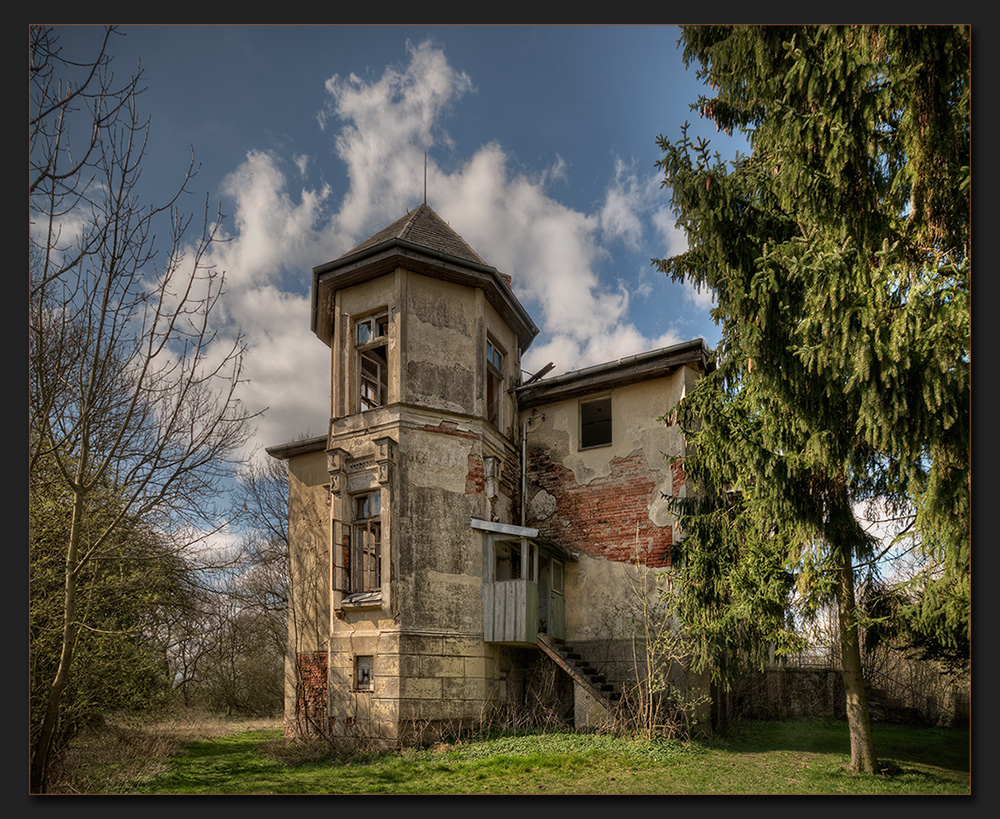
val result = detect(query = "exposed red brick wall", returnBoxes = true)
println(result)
[466,453,484,495]
[527,448,672,568]
[422,420,480,440]
[671,458,686,496]
[295,651,328,736]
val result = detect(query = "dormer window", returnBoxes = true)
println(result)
[486,338,504,427]
[356,311,389,412]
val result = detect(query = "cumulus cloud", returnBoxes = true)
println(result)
[651,204,716,312]
[208,39,700,458]
[599,158,662,251]
[322,39,474,239]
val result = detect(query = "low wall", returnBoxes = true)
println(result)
[745,666,968,727]
[762,666,845,721]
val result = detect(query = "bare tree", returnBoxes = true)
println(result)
[29,26,254,791]
[232,455,291,642]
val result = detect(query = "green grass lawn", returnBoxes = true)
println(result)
[127,719,970,795]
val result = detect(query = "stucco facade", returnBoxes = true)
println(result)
[268,205,712,745]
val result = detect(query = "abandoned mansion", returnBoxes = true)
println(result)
[267,204,715,743]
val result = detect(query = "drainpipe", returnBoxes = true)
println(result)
[520,422,527,527]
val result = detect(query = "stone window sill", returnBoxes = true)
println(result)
[341,591,382,610]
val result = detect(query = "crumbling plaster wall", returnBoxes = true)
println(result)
[404,274,478,416]
[522,369,689,566]
[519,369,693,696]
[284,447,333,736]
[324,267,525,742]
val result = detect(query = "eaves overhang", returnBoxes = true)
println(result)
[265,434,327,461]
[311,239,539,352]
[471,518,578,562]
[514,338,714,409]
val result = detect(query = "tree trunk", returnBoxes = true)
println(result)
[834,542,879,774]
[30,485,85,793]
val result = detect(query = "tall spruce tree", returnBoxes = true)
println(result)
[656,25,969,773]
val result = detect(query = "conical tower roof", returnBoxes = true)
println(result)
[311,205,537,350]
[343,203,489,267]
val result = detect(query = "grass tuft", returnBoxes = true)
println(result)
[54,714,970,795]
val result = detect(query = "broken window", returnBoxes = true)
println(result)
[356,311,389,412]
[493,539,536,581]
[486,337,504,427]
[350,491,381,593]
[354,655,373,691]
[494,540,520,580]
[580,395,612,449]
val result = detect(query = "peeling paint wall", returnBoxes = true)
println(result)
[517,367,697,697]
[320,266,526,742]
[283,448,332,737]
[521,368,691,567]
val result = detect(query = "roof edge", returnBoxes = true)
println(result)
[312,239,539,350]
[515,339,713,407]
[266,434,327,460]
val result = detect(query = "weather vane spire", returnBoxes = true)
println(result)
[423,151,427,205]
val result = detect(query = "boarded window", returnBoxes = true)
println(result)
[356,312,389,411]
[350,491,381,592]
[580,396,612,448]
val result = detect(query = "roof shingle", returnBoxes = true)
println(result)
[343,203,488,267]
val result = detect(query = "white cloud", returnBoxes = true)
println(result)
[651,204,687,262]
[229,285,329,450]
[651,204,716,312]
[209,40,700,455]
[598,158,662,252]
[683,280,716,311]
[215,150,334,291]
[322,39,474,240]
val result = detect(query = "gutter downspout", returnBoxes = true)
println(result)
[521,422,527,527]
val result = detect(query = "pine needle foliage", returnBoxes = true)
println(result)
[654,25,969,773]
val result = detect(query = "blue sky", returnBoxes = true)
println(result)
[50,24,750,459]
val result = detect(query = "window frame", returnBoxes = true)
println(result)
[355,310,389,412]
[486,337,505,427]
[353,655,374,692]
[349,490,382,593]
[579,395,612,450]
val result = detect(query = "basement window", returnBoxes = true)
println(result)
[354,655,373,692]
[356,311,389,412]
[580,396,612,449]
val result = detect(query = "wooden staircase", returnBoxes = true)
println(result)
[537,634,620,706]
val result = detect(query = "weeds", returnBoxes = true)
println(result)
[49,708,969,795]
[46,709,280,794]
[133,718,968,795]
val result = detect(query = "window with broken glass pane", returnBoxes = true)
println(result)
[486,338,504,426]
[354,655,373,691]
[350,491,381,592]
[356,312,389,411]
